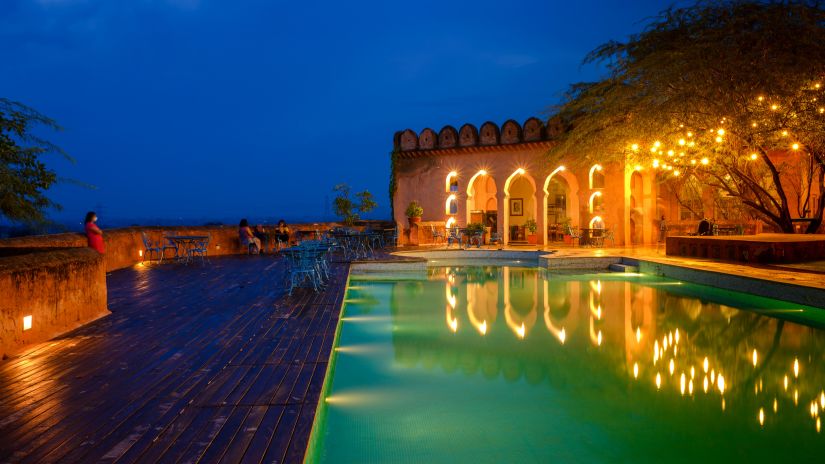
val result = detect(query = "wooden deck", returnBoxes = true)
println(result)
[0,255,347,463]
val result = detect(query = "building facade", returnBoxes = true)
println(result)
[391,118,660,246]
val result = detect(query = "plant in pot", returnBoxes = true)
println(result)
[405,201,424,227]
[525,218,538,245]
[559,217,573,244]
[466,222,485,246]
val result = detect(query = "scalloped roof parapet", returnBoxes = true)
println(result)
[394,117,556,152]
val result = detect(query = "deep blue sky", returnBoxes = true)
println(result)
[1,0,673,226]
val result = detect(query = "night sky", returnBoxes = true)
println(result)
[1,0,674,227]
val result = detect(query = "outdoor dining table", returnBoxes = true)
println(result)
[578,228,604,247]
[164,235,209,263]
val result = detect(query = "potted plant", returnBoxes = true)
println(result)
[405,201,424,227]
[525,218,538,244]
[559,217,574,244]
[466,222,485,246]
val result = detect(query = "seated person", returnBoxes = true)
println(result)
[697,218,711,236]
[254,224,270,253]
[239,218,261,253]
[275,219,291,248]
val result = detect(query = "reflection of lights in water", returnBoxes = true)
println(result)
[673,345,678,356]
[690,366,695,379]
[675,328,680,344]
[703,357,709,373]
[717,374,725,394]
[811,402,819,417]
[559,328,566,344]
[655,372,662,389]
[597,331,603,346]
[680,373,686,395]
[654,341,659,364]
[818,417,822,433]
[663,335,668,351]
[711,370,716,384]
[722,398,726,411]
[773,398,778,412]
[759,408,765,426]
[688,378,694,395]
[794,358,799,377]
[479,321,487,335]
[703,376,709,393]
[516,323,526,339]
[752,349,758,367]
[794,389,799,405]
[636,327,641,343]
[448,317,458,333]
[821,391,825,408]
[668,331,673,346]
[784,375,789,390]
[633,363,639,378]
[669,359,675,376]
[589,280,602,294]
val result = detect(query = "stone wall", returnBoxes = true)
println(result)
[0,247,108,358]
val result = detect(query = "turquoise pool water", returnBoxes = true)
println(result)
[306,264,825,463]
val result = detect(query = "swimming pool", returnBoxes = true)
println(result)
[306,263,825,462]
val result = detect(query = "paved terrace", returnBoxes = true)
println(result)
[0,255,345,463]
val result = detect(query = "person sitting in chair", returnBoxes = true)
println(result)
[697,218,712,236]
[239,219,261,254]
[275,219,291,249]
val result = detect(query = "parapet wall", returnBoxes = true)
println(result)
[0,247,108,358]
[0,221,390,358]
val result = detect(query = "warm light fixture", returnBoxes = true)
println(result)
[138,250,143,258]
[700,158,709,165]
[588,164,603,189]
[23,315,32,331]
[792,143,800,150]
[588,191,602,213]
[516,167,526,175]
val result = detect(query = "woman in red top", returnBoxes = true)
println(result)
[84,211,105,254]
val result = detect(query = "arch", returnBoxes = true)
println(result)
[418,128,437,149]
[399,129,418,150]
[503,168,538,245]
[479,121,500,145]
[543,280,567,345]
[589,164,604,189]
[522,117,545,141]
[458,124,478,147]
[500,119,522,144]
[466,170,497,231]
[542,167,580,244]
[445,170,458,193]
[445,194,458,215]
[438,125,458,148]
[503,267,537,340]
[629,171,644,245]
[589,191,603,213]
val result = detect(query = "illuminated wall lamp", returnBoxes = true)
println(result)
[23,315,32,331]
[589,191,602,213]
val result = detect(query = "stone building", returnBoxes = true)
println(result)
[391,118,660,246]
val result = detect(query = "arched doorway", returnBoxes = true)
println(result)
[504,170,537,244]
[543,169,580,245]
[466,171,498,233]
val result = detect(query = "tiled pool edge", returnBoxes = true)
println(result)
[302,268,352,464]
[635,258,825,309]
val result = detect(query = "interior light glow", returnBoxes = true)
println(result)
[23,315,32,331]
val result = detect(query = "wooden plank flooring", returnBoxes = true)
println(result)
[0,255,347,463]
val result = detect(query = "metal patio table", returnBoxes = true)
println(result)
[164,235,209,264]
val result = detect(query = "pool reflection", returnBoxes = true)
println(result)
[389,265,825,433]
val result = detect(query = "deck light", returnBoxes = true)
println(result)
[23,315,32,331]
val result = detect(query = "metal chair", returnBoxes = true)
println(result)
[489,231,502,247]
[160,232,179,261]
[284,248,323,295]
[603,228,615,247]
[564,224,582,246]
[140,232,163,262]
[446,228,463,248]
[188,235,211,264]
[430,225,445,244]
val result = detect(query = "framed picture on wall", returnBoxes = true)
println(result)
[510,198,524,216]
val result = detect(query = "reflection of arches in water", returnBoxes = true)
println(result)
[543,280,567,344]
[504,267,537,339]
[466,281,498,335]
[445,283,458,333]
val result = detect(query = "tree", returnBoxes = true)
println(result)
[1,98,69,223]
[549,1,825,233]
[332,184,377,226]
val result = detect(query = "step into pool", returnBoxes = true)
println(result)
[306,264,825,463]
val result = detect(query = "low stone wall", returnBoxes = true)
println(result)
[0,247,109,358]
[666,234,825,263]
[0,222,390,272]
